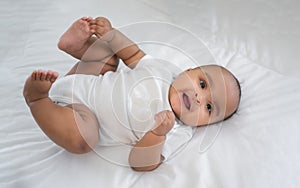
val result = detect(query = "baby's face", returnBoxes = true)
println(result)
[168,65,240,126]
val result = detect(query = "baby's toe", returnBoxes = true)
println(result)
[31,70,38,80]
[40,71,47,81]
[50,71,59,83]
[45,70,52,81]
[36,70,43,80]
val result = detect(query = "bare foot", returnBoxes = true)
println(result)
[57,17,94,55]
[23,70,58,106]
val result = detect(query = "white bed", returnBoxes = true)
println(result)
[1,0,300,187]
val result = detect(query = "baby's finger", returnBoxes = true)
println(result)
[90,26,103,36]
[95,20,105,26]
[168,111,175,120]
[89,20,97,25]
[154,112,165,124]
[90,25,96,32]
[165,110,170,119]
[154,113,162,122]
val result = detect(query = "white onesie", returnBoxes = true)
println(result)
[49,55,195,160]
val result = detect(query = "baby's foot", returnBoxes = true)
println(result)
[23,70,58,106]
[57,17,94,54]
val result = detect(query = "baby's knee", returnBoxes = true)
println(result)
[67,138,93,154]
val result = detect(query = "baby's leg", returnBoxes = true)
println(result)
[66,55,119,76]
[23,70,99,153]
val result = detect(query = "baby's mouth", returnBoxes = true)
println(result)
[182,93,191,110]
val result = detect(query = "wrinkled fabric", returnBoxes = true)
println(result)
[0,0,300,188]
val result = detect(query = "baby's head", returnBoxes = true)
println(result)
[168,65,241,126]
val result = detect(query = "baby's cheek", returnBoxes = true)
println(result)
[170,93,181,116]
[195,109,212,126]
[181,111,203,126]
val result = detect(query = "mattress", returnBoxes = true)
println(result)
[1,0,300,187]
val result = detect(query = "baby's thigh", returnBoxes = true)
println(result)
[66,103,100,149]
[66,57,118,76]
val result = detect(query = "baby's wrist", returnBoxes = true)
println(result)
[150,130,166,137]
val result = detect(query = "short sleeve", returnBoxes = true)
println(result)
[134,54,155,69]
[162,122,196,160]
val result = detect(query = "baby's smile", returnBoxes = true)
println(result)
[182,93,191,110]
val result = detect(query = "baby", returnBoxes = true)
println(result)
[23,17,241,171]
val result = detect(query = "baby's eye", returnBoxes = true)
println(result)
[206,104,212,114]
[200,80,206,89]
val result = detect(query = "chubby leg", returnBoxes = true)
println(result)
[66,55,119,76]
[23,70,99,153]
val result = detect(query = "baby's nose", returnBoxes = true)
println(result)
[194,92,208,105]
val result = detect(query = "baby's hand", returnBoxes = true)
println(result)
[90,17,114,40]
[151,110,175,136]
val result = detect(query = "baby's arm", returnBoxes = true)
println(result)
[128,110,175,171]
[90,17,145,69]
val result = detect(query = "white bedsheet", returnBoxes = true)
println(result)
[1,0,300,188]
